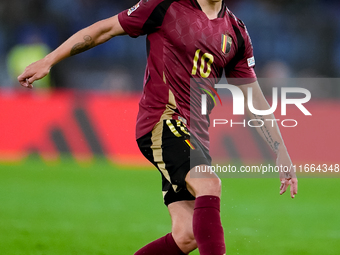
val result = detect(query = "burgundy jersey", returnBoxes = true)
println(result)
[118,0,257,149]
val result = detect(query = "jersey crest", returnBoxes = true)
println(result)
[221,34,232,54]
[247,56,255,67]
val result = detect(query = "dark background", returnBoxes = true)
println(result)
[0,0,339,96]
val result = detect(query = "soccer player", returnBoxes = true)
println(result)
[18,0,298,254]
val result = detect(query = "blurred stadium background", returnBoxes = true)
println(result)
[0,0,340,254]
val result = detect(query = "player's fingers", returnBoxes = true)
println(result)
[19,79,32,89]
[26,80,33,89]
[294,179,298,195]
[289,180,295,198]
[18,75,28,87]
[20,78,33,89]
[27,73,39,84]
[17,72,26,82]
[18,72,33,88]
[280,180,289,195]
[18,68,32,80]
[290,178,298,198]
[22,75,38,89]
[280,181,284,191]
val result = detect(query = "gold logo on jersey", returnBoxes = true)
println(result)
[221,34,232,54]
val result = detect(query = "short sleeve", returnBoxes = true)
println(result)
[118,0,166,38]
[225,24,257,85]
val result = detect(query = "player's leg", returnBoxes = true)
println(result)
[134,122,190,255]
[168,200,197,254]
[134,233,185,255]
[185,167,226,255]
[185,165,221,198]
[164,167,225,255]
[135,119,223,254]
[133,182,194,255]
[133,188,193,255]
[156,120,225,254]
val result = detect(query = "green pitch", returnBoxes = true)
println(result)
[0,158,339,255]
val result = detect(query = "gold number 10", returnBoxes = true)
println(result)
[191,49,214,78]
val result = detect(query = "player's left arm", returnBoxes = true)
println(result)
[239,81,298,198]
[18,15,125,88]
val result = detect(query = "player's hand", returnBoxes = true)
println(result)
[18,58,51,89]
[280,176,298,198]
[276,148,298,198]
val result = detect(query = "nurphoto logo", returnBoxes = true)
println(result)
[201,84,312,128]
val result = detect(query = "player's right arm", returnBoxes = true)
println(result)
[239,81,298,198]
[18,15,125,88]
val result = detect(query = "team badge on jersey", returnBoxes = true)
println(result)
[247,56,255,67]
[128,1,141,16]
[221,34,232,54]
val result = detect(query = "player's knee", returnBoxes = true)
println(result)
[186,166,222,197]
[192,177,221,197]
[172,230,197,253]
[204,177,222,196]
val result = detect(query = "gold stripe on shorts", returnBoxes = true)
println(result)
[150,89,180,193]
[166,120,182,137]
[151,121,172,184]
[176,120,190,136]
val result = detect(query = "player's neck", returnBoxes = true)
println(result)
[196,0,223,20]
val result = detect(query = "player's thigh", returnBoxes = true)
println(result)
[137,119,210,204]
[168,200,197,251]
